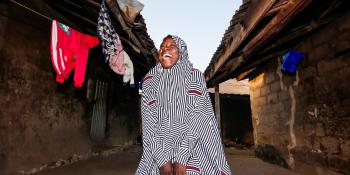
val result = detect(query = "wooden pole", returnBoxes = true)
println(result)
[215,85,222,135]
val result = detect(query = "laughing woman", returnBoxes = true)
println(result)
[135,35,231,175]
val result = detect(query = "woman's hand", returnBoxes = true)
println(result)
[173,162,186,175]
[160,161,173,175]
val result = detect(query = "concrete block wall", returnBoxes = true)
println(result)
[249,10,350,175]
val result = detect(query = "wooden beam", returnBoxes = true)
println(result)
[235,9,339,79]
[207,54,244,87]
[212,25,244,78]
[205,27,245,82]
[213,0,275,72]
[236,68,255,81]
[86,0,100,8]
[209,0,312,85]
[215,85,222,136]
[263,0,289,17]
[210,70,234,88]
[243,0,312,55]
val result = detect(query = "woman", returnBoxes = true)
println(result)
[135,35,231,175]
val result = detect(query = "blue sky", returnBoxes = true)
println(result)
[140,0,242,72]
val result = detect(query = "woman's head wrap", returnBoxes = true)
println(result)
[154,34,192,73]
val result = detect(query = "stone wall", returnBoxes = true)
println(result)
[249,10,350,175]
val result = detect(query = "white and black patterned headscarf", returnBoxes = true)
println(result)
[154,35,192,73]
[152,35,193,123]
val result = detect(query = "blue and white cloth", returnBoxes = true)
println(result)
[97,1,135,86]
[97,1,122,62]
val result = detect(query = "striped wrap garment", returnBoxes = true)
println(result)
[136,35,231,175]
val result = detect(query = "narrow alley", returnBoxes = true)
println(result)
[32,147,300,175]
[1,0,349,175]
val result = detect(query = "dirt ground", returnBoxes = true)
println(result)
[32,146,299,175]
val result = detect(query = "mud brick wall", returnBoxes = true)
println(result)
[0,3,142,175]
[249,11,350,175]
[105,80,141,146]
[0,4,95,174]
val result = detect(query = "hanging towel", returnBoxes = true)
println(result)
[123,52,134,86]
[50,20,99,87]
[97,0,125,72]
[109,43,126,74]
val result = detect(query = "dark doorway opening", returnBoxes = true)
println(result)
[210,94,253,148]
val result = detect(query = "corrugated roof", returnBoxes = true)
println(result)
[205,1,250,73]
[204,0,344,87]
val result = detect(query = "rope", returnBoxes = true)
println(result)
[10,0,53,21]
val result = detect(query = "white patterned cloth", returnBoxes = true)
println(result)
[122,51,134,86]
[97,1,134,86]
[135,35,231,175]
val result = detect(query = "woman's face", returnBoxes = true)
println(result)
[159,37,179,69]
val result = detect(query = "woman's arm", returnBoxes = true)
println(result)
[141,87,168,168]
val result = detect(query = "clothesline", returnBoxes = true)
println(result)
[10,0,53,21]
[10,0,142,54]
[11,0,136,88]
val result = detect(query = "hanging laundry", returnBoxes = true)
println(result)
[97,0,135,86]
[123,52,135,87]
[117,0,144,24]
[50,20,99,88]
[281,50,304,74]
[97,0,125,73]
[108,44,125,74]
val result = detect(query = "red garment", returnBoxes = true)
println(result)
[50,20,99,87]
